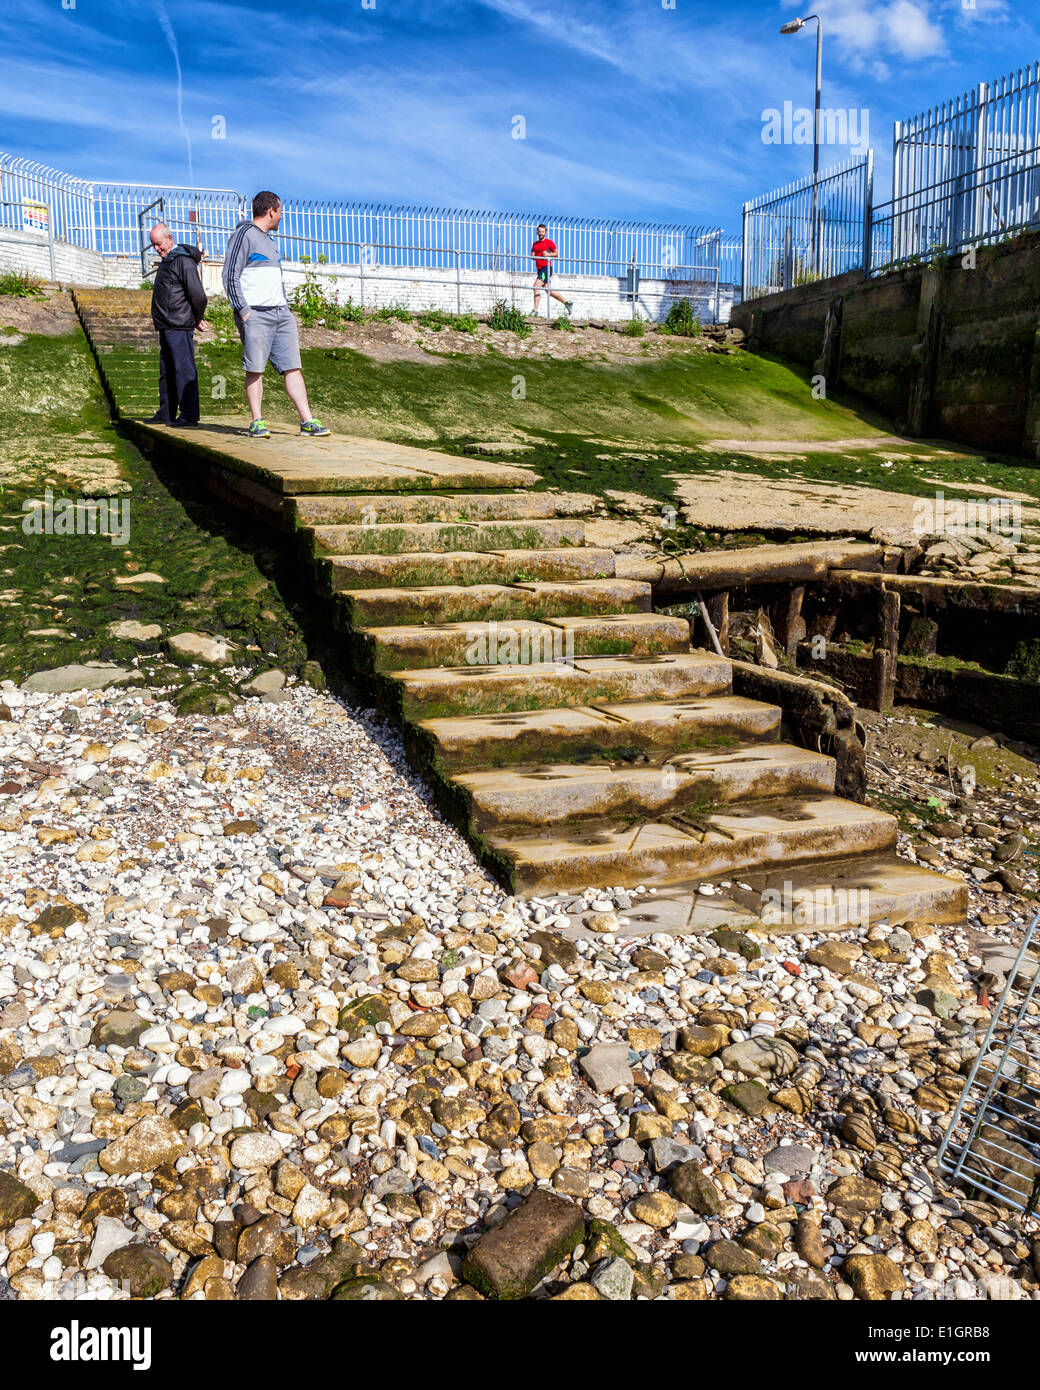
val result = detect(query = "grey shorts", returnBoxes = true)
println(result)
[235,304,301,374]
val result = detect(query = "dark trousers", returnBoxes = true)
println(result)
[157,328,200,424]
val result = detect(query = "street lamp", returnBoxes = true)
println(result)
[781,14,823,276]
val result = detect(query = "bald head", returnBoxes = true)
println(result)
[149,222,174,258]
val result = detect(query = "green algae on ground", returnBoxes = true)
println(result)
[0,329,311,688]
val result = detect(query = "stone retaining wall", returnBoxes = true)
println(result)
[730,230,1040,460]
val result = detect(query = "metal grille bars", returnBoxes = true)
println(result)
[937,911,1040,1214]
[741,153,873,301]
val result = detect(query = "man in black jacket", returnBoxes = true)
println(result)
[147,222,207,426]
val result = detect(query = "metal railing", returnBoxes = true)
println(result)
[873,141,1040,270]
[937,911,1040,1214]
[893,61,1040,233]
[741,57,1040,299]
[289,238,727,320]
[741,154,873,300]
[0,148,736,276]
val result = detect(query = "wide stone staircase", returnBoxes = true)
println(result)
[72,287,967,924]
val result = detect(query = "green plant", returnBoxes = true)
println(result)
[623,316,646,337]
[488,299,530,338]
[661,298,701,336]
[203,297,236,339]
[299,254,312,265]
[552,316,575,332]
[417,309,479,334]
[0,270,44,298]
[317,253,329,265]
[289,270,362,327]
[370,303,412,323]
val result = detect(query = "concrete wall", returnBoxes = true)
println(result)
[0,230,143,288]
[731,231,1040,459]
[1,230,738,323]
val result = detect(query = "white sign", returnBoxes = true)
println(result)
[21,199,49,234]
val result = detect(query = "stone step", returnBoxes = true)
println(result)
[453,742,837,832]
[321,548,617,592]
[310,518,584,556]
[411,692,778,771]
[336,578,652,628]
[361,613,691,672]
[484,795,899,895]
[726,852,968,928]
[391,652,734,720]
[291,491,596,527]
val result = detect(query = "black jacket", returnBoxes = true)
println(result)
[151,244,208,331]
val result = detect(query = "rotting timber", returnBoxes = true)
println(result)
[72,288,967,924]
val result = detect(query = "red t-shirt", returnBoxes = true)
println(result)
[532,237,556,269]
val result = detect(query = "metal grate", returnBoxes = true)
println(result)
[937,911,1040,1214]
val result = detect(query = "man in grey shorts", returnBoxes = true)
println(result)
[222,190,330,439]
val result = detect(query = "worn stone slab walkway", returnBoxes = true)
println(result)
[73,288,967,925]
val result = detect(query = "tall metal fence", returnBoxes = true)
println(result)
[742,154,873,300]
[742,58,1040,301]
[0,151,739,319]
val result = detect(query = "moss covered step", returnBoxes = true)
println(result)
[360,613,691,673]
[320,548,617,592]
[335,578,652,628]
[290,491,596,527]
[308,518,585,556]
[410,692,779,772]
[453,742,837,832]
[727,852,968,927]
[484,795,900,895]
[390,652,733,720]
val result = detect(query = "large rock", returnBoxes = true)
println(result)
[21,662,137,693]
[99,1116,186,1175]
[90,1009,149,1048]
[167,632,237,666]
[0,1169,39,1228]
[721,1037,799,1080]
[843,1253,906,1301]
[237,1255,278,1300]
[229,1132,283,1172]
[86,1216,135,1269]
[102,1245,174,1297]
[579,1042,632,1093]
[239,669,286,697]
[763,1143,818,1178]
[462,1191,584,1299]
[671,1162,724,1215]
[825,1174,883,1214]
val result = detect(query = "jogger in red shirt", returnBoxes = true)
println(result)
[531,223,574,318]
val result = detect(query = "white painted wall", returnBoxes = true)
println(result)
[0,232,738,322]
[278,260,737,324]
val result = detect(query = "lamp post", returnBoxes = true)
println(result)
[781,14,822,276]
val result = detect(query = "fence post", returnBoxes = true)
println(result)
[861,149,874,280]
[46,202,56,282]
[360,246,365,308]
[972,81,990,247]
[740,203,748,302]
[456,250,461,314]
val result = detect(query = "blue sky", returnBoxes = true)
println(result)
[1,0,1037,232]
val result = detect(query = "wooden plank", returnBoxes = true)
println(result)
[827,570,1040,615]
[616,540,884,592]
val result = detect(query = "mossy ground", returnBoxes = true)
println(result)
[6,304,1040,692]
[0,327,311,688]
